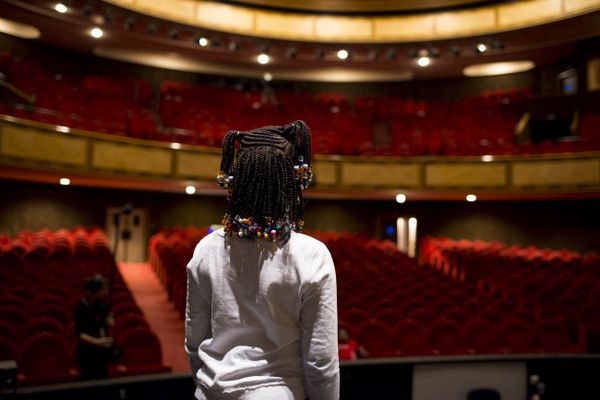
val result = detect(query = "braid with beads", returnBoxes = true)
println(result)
[219,120,312,242]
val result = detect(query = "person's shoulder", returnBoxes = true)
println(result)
[291,232,328,251]
[194,228,225,250]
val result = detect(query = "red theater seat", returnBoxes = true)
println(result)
[355,319,394,357]
[21,317,64,339]
[464,318,501,354]
[392,319,432,356]
[0,336,18,362]
[0,306,30,332]
[18,332,78,385]
[430,320,466,355]
[111,314,150,341]
[113,327,171,376]
[500,318,535,353]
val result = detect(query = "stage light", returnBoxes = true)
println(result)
[396,193,407,203]
[286,47,297,59]
[90,27,103,38]
[185,185,196,195]
[481,155,494,162]
[169,142,181,150]
[337,49,349,60]
[417,56,430,67]
[54,3,68,13]
[263,72,273,82]
[466,194,477,202]
[257,53,270,64]
[476,43,487,53]
[60,178,71,186]
[197,37,209,47]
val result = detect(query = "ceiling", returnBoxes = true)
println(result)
[0,0,599,81]
[218,0,508,14]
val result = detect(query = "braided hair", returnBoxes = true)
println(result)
[219,120,312,241]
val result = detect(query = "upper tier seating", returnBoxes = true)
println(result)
[0,228,170,386]
[150,227,594,358]
[2,52,598,157]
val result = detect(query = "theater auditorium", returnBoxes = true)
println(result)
[0,0,599,399]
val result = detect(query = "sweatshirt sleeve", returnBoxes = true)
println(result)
[185,243,212,381]
[300,243,340,400]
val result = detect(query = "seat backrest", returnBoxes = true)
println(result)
[464,318,500,353]
[500,318,534,353]
[111,314,149,340]
[120,327,164,365]
[0,305,30,330]
[33,305,71,328]
[431,319,465,354]
[535,318,573,352]
[21,317,65,339]
[355,319,393,357]
[391,319,431,355]
[19,332,75,382]
[0,336,18,362]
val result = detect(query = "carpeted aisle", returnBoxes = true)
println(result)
[117,262,189,373]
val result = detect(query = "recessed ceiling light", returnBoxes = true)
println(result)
[396,193,407,203]
[466,194,477,202]
[417,56,430,67]
[198,37,209,47]
[90,27,103,39]
[185,185,196,195]
[257,53,270,65]
[463,61,535,77]
[476,43,487,53]
[337,49,349,60]
[54,3,68,13]
[59,177,71,186]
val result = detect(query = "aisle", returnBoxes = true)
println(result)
[117,262,189,373]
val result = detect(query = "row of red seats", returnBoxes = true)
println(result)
[347,316,582,357]
[0,228,170,386]
[420,236,600,352]
[2,52,599,157]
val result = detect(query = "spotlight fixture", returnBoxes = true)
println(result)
[168,29,179,39]
[90,27,103,38]
[367,49,379,61]
[396,194,407,204]
[59,177,71,186]
[286,47,297,59]
[450,46,461,58]
[337,49,349,60]
[315,49,325,60]
[417,56,430,67]
[481,155,494,162]
[228,41,239,51]
[185,185,196,195]
[257,53,270,64]
[466,194,477,202]
[146,23,157,35]
[476,42,488,53]
[169,142,182,150]
[386,48,397,60]
[123,17,135,30]
[54,2,68,13]
[197,36,209,47]
[82,5,93,17]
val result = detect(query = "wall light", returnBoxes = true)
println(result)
[417,56,430,67]
[257,53,270,65]
[337,49,349,60]
[481,155,494,162]
[185,185,196,195]
[59,177,71,186]
[396,193,407,203]
[54,3,68,13]
[90,27,103,39]
[466,194,477,202]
